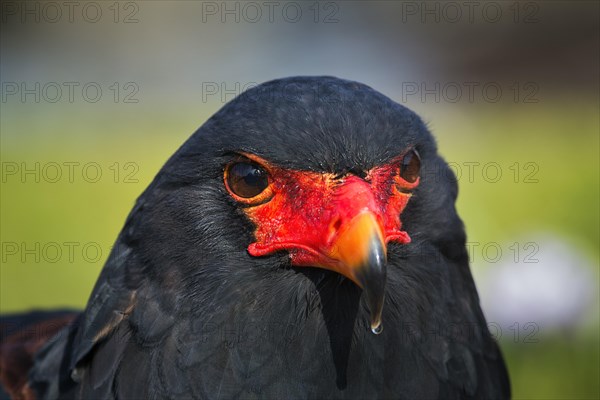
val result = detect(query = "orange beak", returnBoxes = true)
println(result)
[325,211,387,333]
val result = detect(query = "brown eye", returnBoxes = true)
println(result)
[399,149,421,183]
[225,161,270,199]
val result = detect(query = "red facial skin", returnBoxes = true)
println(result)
[225,152,419,283]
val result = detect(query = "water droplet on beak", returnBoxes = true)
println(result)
[371,323,383,335]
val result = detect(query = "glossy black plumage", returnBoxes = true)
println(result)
[27,76,510,399]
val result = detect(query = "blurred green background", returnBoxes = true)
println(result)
[1,1,598,398]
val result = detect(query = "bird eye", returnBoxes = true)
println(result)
[399,149,421,183]
[225,161,270,199]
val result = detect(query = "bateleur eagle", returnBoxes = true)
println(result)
[0,76,510,400]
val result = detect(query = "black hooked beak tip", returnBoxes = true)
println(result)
[354,233,387,335]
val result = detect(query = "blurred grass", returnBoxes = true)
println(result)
[502,334,600,400]
[1,105,193,311]
[1,100,598,398]
[430,101,600,259]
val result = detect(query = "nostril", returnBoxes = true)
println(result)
[327,217,343,245]
[331,217,342,231]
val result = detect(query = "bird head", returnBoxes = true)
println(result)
[132,76,455,334]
